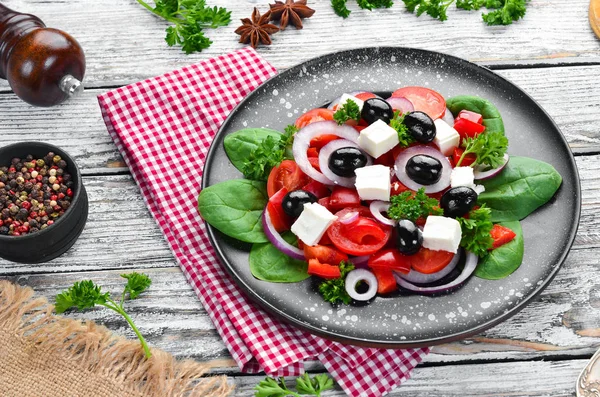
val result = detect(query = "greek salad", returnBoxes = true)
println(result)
[198,87,562,305]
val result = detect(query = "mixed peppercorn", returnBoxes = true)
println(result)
[0,152,74,236]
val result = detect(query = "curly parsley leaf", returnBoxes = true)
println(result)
[458,130,508,168]
[390,111,415,147]
[456,205,494,257]
[136,0,231,54]
[242,127,296,181]
[255,374,335,397]
[388,188,443,222]
[402,0,455,21]
[357,0,394,10]
[319,261,355,305]
[333,99,362,125]
[482,0,528,25]
[296,373,335,395]
[331,0,352,17]
[54,273,153,358]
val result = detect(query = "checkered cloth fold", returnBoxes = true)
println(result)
[98,47,429,397]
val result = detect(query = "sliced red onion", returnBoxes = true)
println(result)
[318,139,373,188]
[369,201,397,226]
[396,249,461,284]
[345,269,378,301]
[339,211,359,225]
[385,97,414,114]
[441,107,455,126]
[473,154,509,180]
[394,251,478,295]
[293,121,360,186]
[394,145,452,193]
[262,210,306,261]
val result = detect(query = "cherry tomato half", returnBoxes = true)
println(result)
[303,244,348,265]
[454,118,486,140]
[368,249,411,274]
[409,248,455,274]
[295,108,335,129]
[266,187,293,232]
[327,207,392,256]
[391,86,447,120]
[267,160,310,197]
[328,186,361,212]
[490,224,516,250]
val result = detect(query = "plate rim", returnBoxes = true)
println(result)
[201,46,582,348]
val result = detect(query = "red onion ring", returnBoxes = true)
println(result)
[369,201,397,226]
[394,251,478,295]
[394,145,452,194]
[396,249,462,284]
[441,107,455,126]
[327,91,369,110]
[345,269,378,301]
[262,210,306,261]
[473,154,510,180]
[385,97,415,114]
[318,139,373,188]
[293,121,360,186]
[339,211,359,225]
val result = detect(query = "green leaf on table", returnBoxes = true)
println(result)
[296,373,335,395]
[198,179,269,243]
[55,280,109,313]
[446,95,505,135]
[475,221,524,279]
[249,233,309,283]
[477,156,562,222]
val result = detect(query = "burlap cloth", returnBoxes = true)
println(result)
[0,280,233,397]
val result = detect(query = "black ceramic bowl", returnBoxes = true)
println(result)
[0,142,88,263]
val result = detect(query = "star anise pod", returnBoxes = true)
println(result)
[269,0,315,30]
[235,8,279,48]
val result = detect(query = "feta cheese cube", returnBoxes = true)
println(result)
[422,216,462,253]
[450,166,475,189]
[354,164,391,201]
[338,93,365,112]
[357,119,399,159]
[473,184,486,195]
[290,203,337,246]
[433,119,460,156]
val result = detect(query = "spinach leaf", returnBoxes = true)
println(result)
[475,221,523,279]
[478,156,562,222]
[197,179,268,243]
[249,233,309,283]
[223,128,285,173]
[446,95,505,135]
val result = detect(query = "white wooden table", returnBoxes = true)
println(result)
[1,0,599,395]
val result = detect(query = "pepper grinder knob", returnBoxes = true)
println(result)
[0,5,86,107]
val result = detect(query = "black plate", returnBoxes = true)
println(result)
[202,47,581,348]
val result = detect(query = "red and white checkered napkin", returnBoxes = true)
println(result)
[98,47,429,397]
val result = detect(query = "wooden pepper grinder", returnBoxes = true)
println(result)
[0,4,85,107]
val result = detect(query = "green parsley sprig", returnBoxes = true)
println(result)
[55,273,153,358]
[135,0,231,54]
[255,374,335,397]
[456,205,494,257]
[387,188,443,222]
[403,0,455,21]
[333,99,362,125]
[389,110,416,147]
[400,0,529,25]
[242,126,297,181]
[331,0,393,18]
[456,130,508,168]
[318,261,355,305]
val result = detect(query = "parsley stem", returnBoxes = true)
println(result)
[102,298,152,358]
[135,0,181,24]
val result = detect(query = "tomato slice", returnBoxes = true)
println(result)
[328,186,361,212]
[454,118,486,140]
[267,160,310,197]
[318,196,332,212]
[371,267,398,294]
[457,110,483,124]
[307,147,319,158]
[409,248,455,274]
[295,108,335,129]
[303,244,348,265]
[368,249,411,274]
[309,134,339,150]
[302,180,330,199]
[374,150,395,166]
[453,147,476,167]
[391,86,447,120]
[490,224,516,249]
[307,258,341,279]
[267,187,293,232]
[327,207,392,256]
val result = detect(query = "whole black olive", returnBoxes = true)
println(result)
[440,187,478,218]
[405,154,443,185]
[396,219,423,255]
[403,111,436,143]
[282,190,318,217]
[329,147,368,177]
[361,98,394,125]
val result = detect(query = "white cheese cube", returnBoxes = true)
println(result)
[357,119,399,159]
[354,164,391,201]
[450,167,475,189]
[422,216,462,254]
[290,203,337,246]
[338,93,365,112]
[433,119,460,156]
[473,185,486,195]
